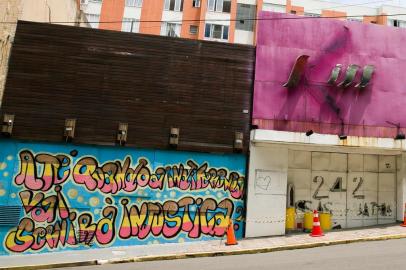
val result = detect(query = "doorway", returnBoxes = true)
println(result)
[288,151,397,229]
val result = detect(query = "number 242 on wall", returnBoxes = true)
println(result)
[312,176,365,200]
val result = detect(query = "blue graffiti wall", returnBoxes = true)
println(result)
[0,140,246,255]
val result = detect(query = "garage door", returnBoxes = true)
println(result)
[288,151,397,229]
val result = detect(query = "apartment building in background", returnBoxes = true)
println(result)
[79,0,406,45]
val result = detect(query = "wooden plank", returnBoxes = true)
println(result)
[0,21,255,153]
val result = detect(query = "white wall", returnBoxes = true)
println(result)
[246,130,406,236]
[261,0,377,19]
[162,10,184,21]
[20,0,81,26]
[124,6,142,19]
[205,11,231,26]
[234,29,254,44]
[81,1,102,16]
[237,0,256,4]
[245,145,288,237]
[252,129,406,151]
[380,5,406,21]
[397,153,406,221]
[263,0,286,6]
[0,0,20,107]
[262,3,286,13]
[290,0,378,16]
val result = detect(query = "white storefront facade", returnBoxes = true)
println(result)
[245,130,405,237]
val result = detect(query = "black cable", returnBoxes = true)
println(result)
[1,12,406,24]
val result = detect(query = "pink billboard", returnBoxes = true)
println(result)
[253,11,406,138]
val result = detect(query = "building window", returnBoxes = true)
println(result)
[388,19,406,28]
[193,0,200,7]
[164,0,184,11]
[122,18,140,32]
[388,19,398,27]
[304,12,320,17]
[189,25,198,34]
[290,10,297,14]
[207,0,231,13]
[86,13,100,28]
[236,4,256,31]
[161,22,181,37]
[347,17,362,23]
[125,0,142,7]
[262,3,285,13]
[204,23,229,40]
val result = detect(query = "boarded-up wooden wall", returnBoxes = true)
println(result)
[1,21,255,153]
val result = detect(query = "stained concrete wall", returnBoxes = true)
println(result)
[19,0,84,26]
[0,0,88,107]
[0,0,20,107]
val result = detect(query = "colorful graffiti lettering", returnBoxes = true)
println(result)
[119,197,233,239]
[16,151,244,199]
[5,186,117,252]
[0,143,246,255]
[5,186,233,253]
[15,150,71,191]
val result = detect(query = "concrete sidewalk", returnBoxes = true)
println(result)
[1,224,406,270]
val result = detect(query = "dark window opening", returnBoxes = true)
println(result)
[192,0,200,7]
[165,0,183,11]
[213,24,222,39]
[169,0,175,10]
[223,25,229,39]
[223,0,231,13]
[189,25,198,34]
[204,24,211,38]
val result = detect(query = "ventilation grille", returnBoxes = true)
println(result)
[0,206,22,226]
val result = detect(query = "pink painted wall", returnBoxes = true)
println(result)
[253,11,406,138]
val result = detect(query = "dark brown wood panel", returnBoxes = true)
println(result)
[1,21,255,153]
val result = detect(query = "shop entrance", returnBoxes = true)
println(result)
[288,151,397,229]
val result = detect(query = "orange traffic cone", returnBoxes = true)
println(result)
[225,219,238,245]
[310,210,324,237]
[401,203,406,227]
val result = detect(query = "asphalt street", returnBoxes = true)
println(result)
[51,238,406,270]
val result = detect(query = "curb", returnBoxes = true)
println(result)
[98,234,406,264]
[0,260,98,270]
[2,233,406,270]
[122,233,406,263]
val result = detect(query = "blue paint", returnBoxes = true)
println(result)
[0,140,246,255]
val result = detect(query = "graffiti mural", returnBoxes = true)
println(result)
[0,140,246,255]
